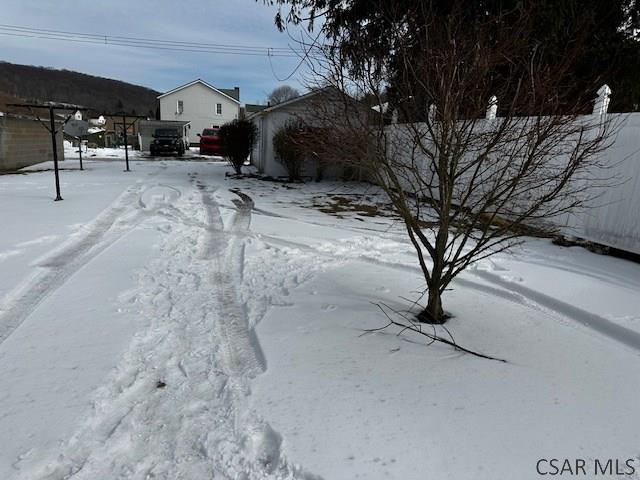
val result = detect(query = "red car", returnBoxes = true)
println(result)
[198,128,223,156]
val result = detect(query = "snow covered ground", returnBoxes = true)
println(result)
[64,142,218,162]
[1,154,639,479]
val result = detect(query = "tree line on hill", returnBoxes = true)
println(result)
[0,61,159,117]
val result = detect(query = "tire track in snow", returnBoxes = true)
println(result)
[258,234,640,354]
[16,177,322,480]
[470,268,640,353]
[210,193,265,377]
[0,183,172,346]
[196,182,266,377]
[199,186,315,478]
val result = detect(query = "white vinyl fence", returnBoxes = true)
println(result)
[385,108,640,255]
[568,112,640,254]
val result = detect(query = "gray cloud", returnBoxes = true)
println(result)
[1,0,310,103]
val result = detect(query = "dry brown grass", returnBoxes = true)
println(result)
[312,194,395,218]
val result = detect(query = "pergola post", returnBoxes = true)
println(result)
[122,114,130,172]
[8,101,87,201]
[49,104,63,201]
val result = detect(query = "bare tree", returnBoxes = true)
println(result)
[273,120,307,181]
[297,1,617,324]
[219,119,258,175]
[267,85,300,105]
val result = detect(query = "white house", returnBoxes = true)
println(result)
[158,79,241,145]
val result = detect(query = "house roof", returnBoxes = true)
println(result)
[157,79,241,104]
[244,103,268,114]
[248,88,331,118]
[219,88,240,101]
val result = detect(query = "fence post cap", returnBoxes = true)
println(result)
[597,84,612,96]
[486,95,498,120]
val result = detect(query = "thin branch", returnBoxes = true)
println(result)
[363,303,507,362]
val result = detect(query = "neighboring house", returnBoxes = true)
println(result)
[249,88,366,180]
[89,115,106,127]
[63,110,92,140]
[158,79,240,146]
[63,117,89,139]
[95,116,140,149]
[84,128,106,148]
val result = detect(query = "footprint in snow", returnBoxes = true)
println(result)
[504,275,524,282]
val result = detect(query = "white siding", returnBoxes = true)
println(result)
[251,96,347,179]
[255,110,294,178]
[578,113,640,253]
[387,113,640,255]
[159,82,239,145]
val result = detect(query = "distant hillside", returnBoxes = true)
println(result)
[0,61,160,117]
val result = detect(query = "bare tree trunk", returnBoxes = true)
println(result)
[419,288,445,324]
[421,253,446,323]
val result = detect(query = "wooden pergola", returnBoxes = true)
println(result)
[7,101,88,201]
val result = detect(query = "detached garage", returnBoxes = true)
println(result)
[249,88,362,181]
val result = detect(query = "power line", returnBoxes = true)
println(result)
[268,26,322,82]
[0,31,296,57]
[0,24,298,57]
[0,24,293,51]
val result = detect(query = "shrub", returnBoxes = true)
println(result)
[219,119,258,175]
[273,121,307,181]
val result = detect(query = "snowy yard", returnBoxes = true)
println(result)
[1,154,639,479]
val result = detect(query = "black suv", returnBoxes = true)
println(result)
[150,128,187,156]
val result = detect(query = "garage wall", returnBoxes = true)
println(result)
[251,95,354,180]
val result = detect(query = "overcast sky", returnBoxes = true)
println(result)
[1,0,312,104]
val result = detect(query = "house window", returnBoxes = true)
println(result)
[216,103,222,115]
[177,100,184,114]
